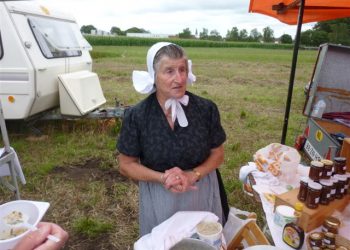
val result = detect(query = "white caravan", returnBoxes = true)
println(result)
[0,0,106,119]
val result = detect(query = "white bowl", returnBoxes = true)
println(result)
[0,200,49,250]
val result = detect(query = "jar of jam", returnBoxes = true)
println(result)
[333,157,346,175]
[309,161,324,182]
[344,173,350,195]
[321,159,333,178]
[309,232,323,248]
[333,174,347,199]
[329,177,337,201]
[322,216,340,234]
[298,177,308,202]
[323,231,336,246]
[306,181,322,209]
[319,179,332,205]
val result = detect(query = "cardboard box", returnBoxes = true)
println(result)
[275,188,350,232]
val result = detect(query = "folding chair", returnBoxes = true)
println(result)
[223,207,270,250]
[0,100,24,199]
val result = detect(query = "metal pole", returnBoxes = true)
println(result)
[281,0,305,145]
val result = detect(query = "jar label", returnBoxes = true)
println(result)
[324,239,330,244]
[315,197,320,204]
[331,189,336,194]
[327,194,330,198]
[319,172,322,176]
[341,188,345,193]
[327,172,331,176]
[283,226,301,248]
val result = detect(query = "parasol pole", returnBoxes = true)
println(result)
[281,0,305,145]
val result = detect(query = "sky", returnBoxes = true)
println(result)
[39,0,315,38]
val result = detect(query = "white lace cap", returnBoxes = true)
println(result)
[132,42,196,94]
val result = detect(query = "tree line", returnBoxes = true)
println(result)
[81,17,350,46]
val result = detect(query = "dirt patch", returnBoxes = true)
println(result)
[49,158,138,250]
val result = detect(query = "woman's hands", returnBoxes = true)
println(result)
[162,167,199,193]
[14,222,68,250]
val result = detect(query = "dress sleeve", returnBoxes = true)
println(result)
[116,108,141,157]
[209,102,226,148]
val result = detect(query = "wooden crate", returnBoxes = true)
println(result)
[275,189,350,232]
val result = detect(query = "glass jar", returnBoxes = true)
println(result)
[323,231,336,246]
[333,174,347,199]
[298,177,308,202]
[319,179,332,205]
[322,216,340,234]
[344,173,350,195]
[309,161,324,182]
[306,181,322,209]
[329,177,337,201]
[309,232,323,248]
[333,157,346,175]
[321,159,333,179]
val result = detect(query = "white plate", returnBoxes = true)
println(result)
[0,200,50,250]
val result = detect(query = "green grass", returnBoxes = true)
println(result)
[0,45,318,249]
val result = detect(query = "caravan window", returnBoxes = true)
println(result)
[28,16,83,59]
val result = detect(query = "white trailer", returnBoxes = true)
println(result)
[0,0,108,120]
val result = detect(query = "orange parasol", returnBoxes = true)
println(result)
[249,0,350,25]
[249,0,350,144]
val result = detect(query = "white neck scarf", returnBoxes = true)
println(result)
[132,42,196,94]
[164,95,189,127]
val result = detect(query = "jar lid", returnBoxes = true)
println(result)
[294,202,303,211]
[324,231,336,238]
[276,205,295,218]
[300,176,309,183]
[308,181,322,190]
[310,232,323,240]
[333,174,347,181]
[320,179,332,186]
[321,159,333,166]
[311,161,324,167]
[333,157,346,162]
[324,216,341,227]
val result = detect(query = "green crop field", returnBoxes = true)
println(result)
[1,45,318,249]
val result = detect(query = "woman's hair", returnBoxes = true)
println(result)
[153,44,187,73]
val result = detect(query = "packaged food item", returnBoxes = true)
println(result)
[309,161,324,182]
[298,177,308,202]
[309,232,323,248]
[282,202,305,249]
[306,181,322,209]
[321,159,333,179]
[322,216,341,234]
[319,179,332,205]
[333,157,346,175]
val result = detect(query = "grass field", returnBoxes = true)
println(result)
[1,46,318,249]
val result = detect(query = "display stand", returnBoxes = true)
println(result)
[0,100,21,199]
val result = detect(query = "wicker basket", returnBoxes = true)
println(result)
[306,233,350,250]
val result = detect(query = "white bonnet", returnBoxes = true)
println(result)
[132,42,196,94]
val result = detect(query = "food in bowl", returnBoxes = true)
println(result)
[196,221,221,235]
[3,211,27,225]
[0,227,28,240]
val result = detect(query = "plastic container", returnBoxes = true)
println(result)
[196,221,222,250]
[274,205,296,227]
[311,99,326,118]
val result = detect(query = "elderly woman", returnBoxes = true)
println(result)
[117,42,228,236]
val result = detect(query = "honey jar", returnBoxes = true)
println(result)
[333,174,347,199]
[298,177,308,202]
[309,161,324,182]
[323,231,336,246]
[344,173,350,195]
[322,216,340,234]
[309,232,323,248]
[329,177,337,201]
[333,157,346,175]
[321,159,333,179]
[319,179,332,205]
[306,181,322,209]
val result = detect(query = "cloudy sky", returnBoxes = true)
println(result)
[39,0,314,38]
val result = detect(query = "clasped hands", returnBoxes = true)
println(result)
[161,167,198,193]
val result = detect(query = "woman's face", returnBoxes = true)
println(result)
[155,56,188,101]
